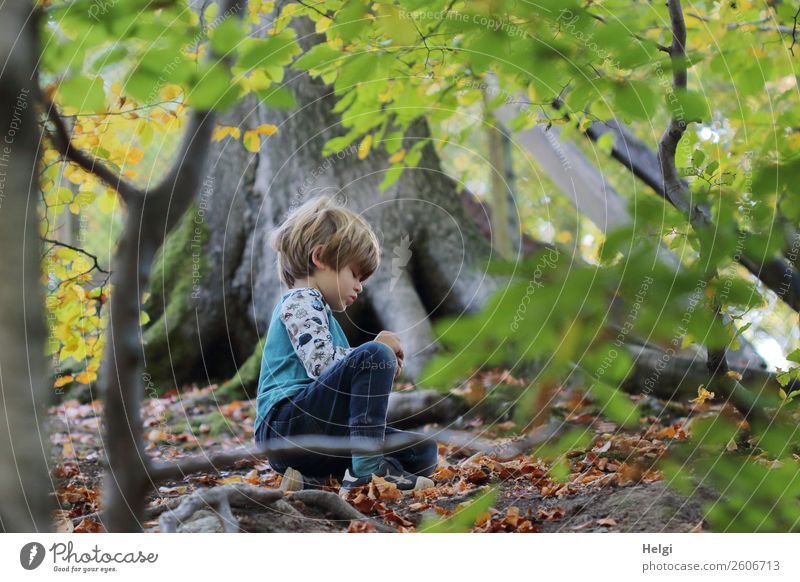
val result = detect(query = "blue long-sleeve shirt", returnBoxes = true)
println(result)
[254,287,353,436]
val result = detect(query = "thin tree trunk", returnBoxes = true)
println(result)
[0,1,53,532]
[484,90,512,259]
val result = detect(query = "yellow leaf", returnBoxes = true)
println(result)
[74,189,96,206]
[139,310,150,325]
[54,375,74,388]
[75,371,97,384]
[555,230,573,244]
[161,84,183,100]
[57,187,74,204]
[69,284,86,301]
[358,134,372,160]
[254,123,278,136]
[280,2,302,16]
[725,370,743,381]
[147,430,171,442]
[249,69,271,91]
[212,125,242,141]
[388,149,406,164]
[315,16,331,34]
[242,130,261,152]
[98,190,117,214]
[218,476,246,484]
[689,384,715,404]
[378,86,394,103]
[66,168,86,185]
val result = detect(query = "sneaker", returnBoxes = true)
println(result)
[338,456,435,497]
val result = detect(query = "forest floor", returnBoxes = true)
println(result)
[46,370,721,533]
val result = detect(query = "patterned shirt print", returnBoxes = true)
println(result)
[279,287,354,379]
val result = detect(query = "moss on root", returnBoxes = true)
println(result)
[142,204,210,394]
[218,336,266,399]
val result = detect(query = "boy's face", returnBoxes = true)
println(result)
[317,260,364,312]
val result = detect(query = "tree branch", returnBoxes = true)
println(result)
[658,0,768,426]
[40,97,144,204]
[42,238,110,274]
[146,425,568,483]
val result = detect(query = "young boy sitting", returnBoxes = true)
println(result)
[253,195,437,496]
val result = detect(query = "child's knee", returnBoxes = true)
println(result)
[364,340,395,359]
[357,341,397,370]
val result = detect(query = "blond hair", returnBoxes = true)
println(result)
[269,196,381,288]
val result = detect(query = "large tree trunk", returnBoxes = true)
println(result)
[0,1,54,532]
[143,9,510,392]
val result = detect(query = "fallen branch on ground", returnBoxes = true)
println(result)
[148,423,570,483]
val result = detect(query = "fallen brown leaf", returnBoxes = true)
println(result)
[348,520,377,533]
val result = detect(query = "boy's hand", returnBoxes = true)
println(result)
[376,330,404,379]
[394,353,403,381]
[376,330,403,359]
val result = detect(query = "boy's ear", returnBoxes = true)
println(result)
[310,244,327,270]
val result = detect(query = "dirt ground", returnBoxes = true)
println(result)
[47,381,718,533]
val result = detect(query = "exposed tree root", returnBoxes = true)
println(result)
[158,483,391,533]
[159,483,279,532]
[290,490,395,533]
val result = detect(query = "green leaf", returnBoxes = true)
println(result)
[691,149,706,168]
[331,2,369,42]
[613,80,658,121]
[291,43,343,72]
[255,85,297,109]
[210,17,246,55]
[549,457,570,482]
[90,47,128,73]
[404,141,426,168]
[57,74,106,111]
[322,130,360,156]
[375,4,418,46]
[596,132,615,154]
[418,487,498,533]
[588,381,640,429]
[189,61,239,111]
[124,68,162,103]
[380,164,404,191]
[237,30,301,70]
[704,160,719,176]
[786,349,800,364]
[667,89,709,122]
[534,426,593,461]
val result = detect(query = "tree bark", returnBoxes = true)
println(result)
[0,1,54,532]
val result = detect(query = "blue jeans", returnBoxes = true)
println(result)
[254,341,438,479]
